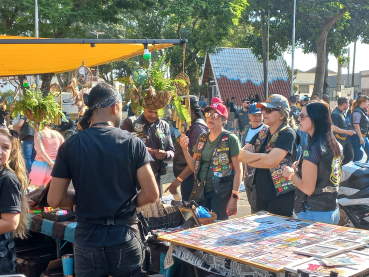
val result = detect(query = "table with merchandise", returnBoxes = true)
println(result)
[158,213,369,277]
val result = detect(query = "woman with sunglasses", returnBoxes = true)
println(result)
[282,101,342,224]
[239,94,299,217]
[179,103,242,220]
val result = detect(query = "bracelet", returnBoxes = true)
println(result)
[288,173,295,181]
[176,176,183,183]
[232,190,239,195]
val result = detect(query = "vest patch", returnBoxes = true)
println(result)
[219,153,229,165]
[134,123,143,132]
[198,142,205,150]
[330,157,342,186]
[303,150,310,157]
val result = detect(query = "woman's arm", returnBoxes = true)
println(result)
[248,148,288,168]
[283,160,318,196]
[180,134,196,171]
[353,124,364,144]
[0,213,20,234]
[34,133,54,167]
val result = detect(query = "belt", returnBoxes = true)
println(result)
[88,213,137,226]
[335,134,347,140]
[363,134,367,137]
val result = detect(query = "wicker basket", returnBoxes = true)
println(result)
[198,212,217,225]
[142,90,172,110]
[24,109,46,122]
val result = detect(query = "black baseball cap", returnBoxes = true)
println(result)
[231,96,236,100]
[242,98,250,103]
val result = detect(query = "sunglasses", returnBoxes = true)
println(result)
[0,125,19,138]
[243,102,250,104]
[261,107,280,114]
[298,113,309,120]
[205,112,220,119]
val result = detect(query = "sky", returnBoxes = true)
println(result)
[283,40,369,74]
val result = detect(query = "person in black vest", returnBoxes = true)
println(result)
[233,98,251,140]
[48,83,159,276]
[121,105,174,197]
[166,96,209,201]
[349,96,369,161]
[13,115,36,173]
[331,97,355,164]
[239,94,299,217]
[283,101,342,224]
[179,102,242,220]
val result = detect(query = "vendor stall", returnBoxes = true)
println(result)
[159,213,369,277]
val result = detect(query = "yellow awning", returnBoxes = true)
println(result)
[0,36,180,76]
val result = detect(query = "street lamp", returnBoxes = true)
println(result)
[90,31,105,82]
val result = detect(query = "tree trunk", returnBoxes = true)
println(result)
[18,75,27,94]
[312,8,348,96]
[261,12,268,100]
[40,73,54,97]
[323,51,329,95]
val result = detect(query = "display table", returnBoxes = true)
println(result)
[28,214,76,258]
[159,213,369,277]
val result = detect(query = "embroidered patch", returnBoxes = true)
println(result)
[217,147,229,152]
[222,137,228,141]
[200,136,207,142]
[195,153,201,161]
[134,123,143,132]
[213,157,219,165]
[142,138,147,144]
[220,141,227,148]
[138,133,144,137]
[221,165,229,171]
[219,153,229,165]
[259,132,267,140]
[198,142,205,150]
[303,150,310,157]
[330,157,342,186]
[213,165,222,172]
[214,172,222,178]
[239,113,243,116]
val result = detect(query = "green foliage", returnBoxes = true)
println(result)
[148,55,175,92]
[172,96,191,123]
[12,89,66,129]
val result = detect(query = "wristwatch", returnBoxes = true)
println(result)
[232,193,240,200]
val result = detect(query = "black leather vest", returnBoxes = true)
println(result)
[331,107,347,140]
[352,106,369,134]
[129,114,169,151]
[20,119,35,140]
[194,131,234,198]
[294,143,342,213]
[173,118,208,177]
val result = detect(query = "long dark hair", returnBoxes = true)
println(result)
[306,101,341,158]
[254,94,260,102]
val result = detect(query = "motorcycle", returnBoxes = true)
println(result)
[338,161,369,229]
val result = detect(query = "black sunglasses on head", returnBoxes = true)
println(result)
[0,125,19,139]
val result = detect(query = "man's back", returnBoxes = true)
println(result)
[52,126,153,247]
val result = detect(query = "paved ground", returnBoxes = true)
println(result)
[162,161,251,219]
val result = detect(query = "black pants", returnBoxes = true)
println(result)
[256,191,294,217]
[338,138,354,165]
[0,233,16,274]
[198,190,229,220]
[180,174,194,201]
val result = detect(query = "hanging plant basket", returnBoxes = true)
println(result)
[174,72,190,96]
[142,90,172,110]
[24,109,46,122]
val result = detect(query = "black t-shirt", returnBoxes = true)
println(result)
[51,127,153,247]
[0,167,22,215]
[249,127,298,200]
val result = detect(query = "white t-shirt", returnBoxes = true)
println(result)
[245,124,264,145]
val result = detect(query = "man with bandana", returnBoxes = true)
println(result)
[121,105,175,197]
[48,83,159,276]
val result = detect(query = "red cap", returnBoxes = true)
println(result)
[204,103,229,119]
[211,97,224,104]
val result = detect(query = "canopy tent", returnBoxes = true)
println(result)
[0,36,185,76]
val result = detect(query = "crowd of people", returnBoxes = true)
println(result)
[0,82,367,275]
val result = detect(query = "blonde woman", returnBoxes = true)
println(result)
[0,127,28,274]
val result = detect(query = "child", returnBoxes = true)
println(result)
[0,127,28,274]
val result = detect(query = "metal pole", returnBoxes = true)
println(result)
[266,10,270,99]
[347,47,350,87]
[291,0,296,96]
[352,41,356,87]
[96,33,99,82]
[35,0,40,90]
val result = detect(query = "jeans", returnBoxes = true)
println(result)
[74,230,143,277]
[23,140,36,173]
[298,207,340,225]
[198,190,229,220]
[349,134,369,162]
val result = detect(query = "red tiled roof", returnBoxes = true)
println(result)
[217,76,291,106]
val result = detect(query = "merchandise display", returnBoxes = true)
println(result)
[159,214,369,272]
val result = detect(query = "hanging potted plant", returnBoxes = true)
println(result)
[12,89,66,129]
